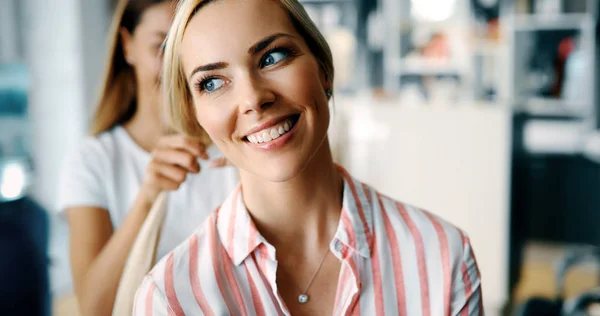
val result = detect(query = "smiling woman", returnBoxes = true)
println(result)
[133,0,484,315]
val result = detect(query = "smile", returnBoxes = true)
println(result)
[245,114,300,144]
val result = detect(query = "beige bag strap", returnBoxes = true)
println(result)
[112,192,168,316]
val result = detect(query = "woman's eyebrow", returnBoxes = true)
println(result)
[248,32,295,55]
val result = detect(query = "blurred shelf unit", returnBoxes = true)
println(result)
[378,0,498,100]
[390,59,461,76]
[514,97,592,119]
[502,0,598,125]
[512,12,595,31]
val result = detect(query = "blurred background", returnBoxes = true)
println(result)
[2,0,600,315]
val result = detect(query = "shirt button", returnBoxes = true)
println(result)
[335,242,344,252]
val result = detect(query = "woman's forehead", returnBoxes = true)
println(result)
[180,0,298,69]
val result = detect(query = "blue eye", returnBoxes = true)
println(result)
[262,51,287,67]
[202,78,224,92]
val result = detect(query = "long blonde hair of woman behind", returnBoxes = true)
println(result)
[162,0,334,139]
[90,0,172,136]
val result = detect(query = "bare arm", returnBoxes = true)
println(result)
[67,195,153,315]
[66,135,212,316]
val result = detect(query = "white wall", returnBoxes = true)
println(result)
[20,0,110,211]
[0,0,20,62]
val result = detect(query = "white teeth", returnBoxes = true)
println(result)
[262,130,272,142]
[246,118,295,144]
[270,128,279,139]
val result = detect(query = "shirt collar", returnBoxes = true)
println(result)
[217,166,374,266]
[335,165,374,258]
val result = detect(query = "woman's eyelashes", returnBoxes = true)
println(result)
[196,76,224,93]
[259,46,297,68]
[194,45,299,94]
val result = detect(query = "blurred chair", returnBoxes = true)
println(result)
[516,246,600,316]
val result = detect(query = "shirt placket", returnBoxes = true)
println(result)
[257,243,292,316]
[333,240,362,315]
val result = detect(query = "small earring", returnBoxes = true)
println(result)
[326,89,332,98]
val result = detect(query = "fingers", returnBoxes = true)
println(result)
[152,149,201,173]
[150,161,191,183]
[157,135,209,159]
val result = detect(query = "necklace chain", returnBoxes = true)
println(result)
[297,247,330,304]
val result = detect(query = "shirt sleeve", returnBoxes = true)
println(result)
[133,275,173,316]
[57,138,108,212]
[451,235,483,316]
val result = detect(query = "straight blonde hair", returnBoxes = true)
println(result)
[90,0,172,136]
[162,0,334,144]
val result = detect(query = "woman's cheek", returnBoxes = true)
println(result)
[196,104,234,140]
[275,62,323,104]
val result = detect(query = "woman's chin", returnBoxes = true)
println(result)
[244,158,308,183]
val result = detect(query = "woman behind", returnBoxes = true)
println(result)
[135,0,483,314]
[58,1,237,315]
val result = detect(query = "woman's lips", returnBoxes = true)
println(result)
[246,115,298,144]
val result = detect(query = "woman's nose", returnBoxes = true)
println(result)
[237,74,276,114]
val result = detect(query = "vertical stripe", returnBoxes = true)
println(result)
[189,235,214,316]
[341,211,357,249]
[378,194,407,314]
[145,281,156,316]
[396,202,431,316]
[244,263,266,316]
[340,169,372,241]
[227,188,240,259]
[248,219,258,256]
[338,199,363,316]
[208,218,234,316]
[258,245,268,277]
[164,253,185,316]
[220,244,249,316]
[460,233,474,316]
[334,265,351,314]
[345,255,361,315]
[361,183,372,204]
[424,212,451,315]
[460,261,472,316]
[369,232,385,316]
[251,253,286,315]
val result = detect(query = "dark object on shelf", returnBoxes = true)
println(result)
[0,197,50,316]
[471,0,500,22]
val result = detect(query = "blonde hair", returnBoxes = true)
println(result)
[90,0,172,136]
[162,0,334,144]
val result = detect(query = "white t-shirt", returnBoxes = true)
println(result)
[58,125,238,260]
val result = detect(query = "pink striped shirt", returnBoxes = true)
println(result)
[134,167,483,315]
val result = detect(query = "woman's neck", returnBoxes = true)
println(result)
[123,93,164,152]
[240,138,344,253]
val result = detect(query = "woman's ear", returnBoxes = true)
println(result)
[120,27,135,65]
[319,65,333,99]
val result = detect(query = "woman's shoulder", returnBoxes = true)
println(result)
[358,181,472,266]
[66,126,124,163]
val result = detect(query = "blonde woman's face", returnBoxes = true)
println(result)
[181,0,331,182]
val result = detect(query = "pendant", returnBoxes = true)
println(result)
[298,294,309,304]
